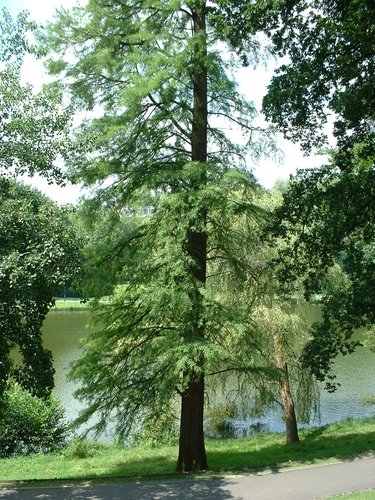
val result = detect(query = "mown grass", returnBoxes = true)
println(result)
[0,417,374,482]
[51,298,88,310]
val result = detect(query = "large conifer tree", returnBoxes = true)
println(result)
[46,0,272,471]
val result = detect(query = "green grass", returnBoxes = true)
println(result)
[51,298,88,310]
[1,417,375,483]
[329,491,375,499]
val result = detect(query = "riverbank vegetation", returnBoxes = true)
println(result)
[0,417,374,482]
[0,178,82,401]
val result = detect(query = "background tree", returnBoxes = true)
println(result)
[212,0,374,164]
[0,178,82,400]
[0,9,82,402]
[206,189,319,444]
[45,0,274,471]
[252,0,374,386]
[0,8,73,182]
[271,161,375,388]
[212,0,375,385]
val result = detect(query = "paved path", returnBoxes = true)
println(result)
[1,457,375,499]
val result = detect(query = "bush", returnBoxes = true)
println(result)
[132,409,179,448]
[62,437,105,459]
[0,382,68,457]
[205,402,238,439]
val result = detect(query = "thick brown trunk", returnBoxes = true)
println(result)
[176,1,208,473]
[279,363,300,444]
[176,375,207,472]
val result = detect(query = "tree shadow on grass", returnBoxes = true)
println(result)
[207,429,375,475]
[1,426,375,497]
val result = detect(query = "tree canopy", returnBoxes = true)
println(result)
[0,10,84,428]
[0,178,82,400]
[45,0,275,471]
[262,0,375,163]
[213,0,374,385]
[212,0,374,164]
[247,0,375,386]
[270,161,375,388]
[0,8,73,182]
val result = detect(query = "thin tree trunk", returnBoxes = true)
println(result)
[176,1,208,473]
[279,362,300,444]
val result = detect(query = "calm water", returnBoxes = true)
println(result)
[42,309,375,437]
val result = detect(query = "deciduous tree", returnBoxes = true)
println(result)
[0,9,82,401]
[0,8,72,182]
[45,0,273,471]
[215,0,375,386]
[0,179,81,400]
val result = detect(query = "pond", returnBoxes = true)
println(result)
[42,309,375,439]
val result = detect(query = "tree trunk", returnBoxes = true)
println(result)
[176,1,208,473]
[176,374,207,472]
[279,362,300,444]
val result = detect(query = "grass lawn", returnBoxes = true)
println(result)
[0,417,375,483]
[51,298,88,310]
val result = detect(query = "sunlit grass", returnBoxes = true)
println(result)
[1,417,374,482]
[51,298,88,310]
[329,490,375,499]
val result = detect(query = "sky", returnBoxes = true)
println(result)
[1,0,327,204]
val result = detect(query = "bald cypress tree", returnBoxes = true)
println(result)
[46,0,273,471]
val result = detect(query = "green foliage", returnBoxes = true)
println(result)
[0,382,67,457]
[132,407,179,448]
[271,160,375,389]
[63,437,105,459]
[203,187,319,432]
[0,178,82,398]
[45,0,275,454]
[219,0,375,388]
[0,9,73,182]
[0,8,38,68]
[265,1,374,160]
[205,402,238,439]
[212,0,375,162]
[69,172,267,439]
[0,72,73,181]
[250,303,320,424]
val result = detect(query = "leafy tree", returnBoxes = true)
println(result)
[261,0,374,164]
[0,8,73,182]
[271,162,375,388]
[0,9,82,402]
[45,0,274,471]
[212,0,374,164]
[214,0,375,385]
[0,178,82,400]
[206,189,319,444]
[249,303,319,444]
[261,1,375,386]
[0,8,35,68]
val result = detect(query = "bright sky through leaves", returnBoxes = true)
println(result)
[0,0,327,204]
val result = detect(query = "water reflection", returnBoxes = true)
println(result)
[42,310,375,439]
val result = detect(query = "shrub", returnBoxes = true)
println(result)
[132,409,179,448]
[0,382,68,457]
[62,437,106,459]
[205,402,238,439]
